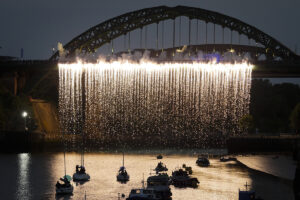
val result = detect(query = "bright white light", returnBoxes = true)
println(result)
[22,111,28,118]
[58,58,253,139]
[58,59,253,72]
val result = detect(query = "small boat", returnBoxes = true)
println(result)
[157,154,163,159]
[182,164,192,174]
[155,162,168,173]
[147,173,170,185]
[147,173,172,199]
[170,168,199,188]
[126,188,162,200]
[56,175,73,195]
[196,156,210,167]
[117,152,130,183]
[239,182,263,200]
[220,156,237,162]
[56,149,73,195]
[73,129,90,182]
[117,166,130,183]
[73,165,90,181]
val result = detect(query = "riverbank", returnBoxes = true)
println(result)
[236,155,296,181]
[227,135,300,154]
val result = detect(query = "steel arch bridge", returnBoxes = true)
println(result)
[50,5,299,61]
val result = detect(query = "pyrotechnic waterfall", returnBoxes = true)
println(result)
[59,60,252,148]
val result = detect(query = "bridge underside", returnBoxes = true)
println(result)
[114,44,282,61]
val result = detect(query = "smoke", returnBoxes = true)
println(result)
[57,42,66,58]
[59,44,254,64]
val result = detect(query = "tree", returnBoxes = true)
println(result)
[239,114,255,134]
[290,103,300,134]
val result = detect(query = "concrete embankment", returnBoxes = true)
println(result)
[236,155,296,181]
[30,98,60,136]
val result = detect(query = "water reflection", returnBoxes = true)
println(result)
[16,153,31,200]
[0,153,294,200]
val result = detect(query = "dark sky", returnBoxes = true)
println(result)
[1,0,300,59]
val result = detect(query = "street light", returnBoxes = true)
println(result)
[22,111,28,131]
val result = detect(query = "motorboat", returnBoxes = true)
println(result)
[56,175,73,195]
[147,173,170,185]
[73,165,90,182]
[126,188,162,200]
[117,166,130,183]
[182,164,192,174]
[147,173,172,199]
[220,156,237,162]
[196,156,210,167]
[239,182,263,200]
[155,162,168,173]
[170,168,199,188]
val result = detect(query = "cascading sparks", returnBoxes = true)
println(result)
[59,60,252,148]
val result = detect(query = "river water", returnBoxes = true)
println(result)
[0,152,294,200]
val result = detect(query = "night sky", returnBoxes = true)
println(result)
[0,0,300,60]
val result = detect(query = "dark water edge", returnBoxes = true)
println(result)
[1,131,299,154]
[0,131,227,153]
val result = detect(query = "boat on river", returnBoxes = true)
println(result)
[155,162,168,173]
[73,165,90,181]
[117,152,130,183]
[56,175,73,195]
[220,156,237,162]
[170,168,199,188]
[126,188,163,200]
[147,173,172,199]
[196,156,210,167]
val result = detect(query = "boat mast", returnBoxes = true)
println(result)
[142,173,145,189]
[122,151,124,167]
[64,150,66,176]
[62,122,67,176]
[81,68,86,167]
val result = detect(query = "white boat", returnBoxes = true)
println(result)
[73,165,90,181]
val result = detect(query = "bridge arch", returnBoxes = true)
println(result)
[50,5,299,61]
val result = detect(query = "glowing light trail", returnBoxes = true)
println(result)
[59,60,252,147]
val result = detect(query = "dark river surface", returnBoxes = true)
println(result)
[0,152,294,200]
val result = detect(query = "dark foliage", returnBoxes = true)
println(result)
[250,79,300,133]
